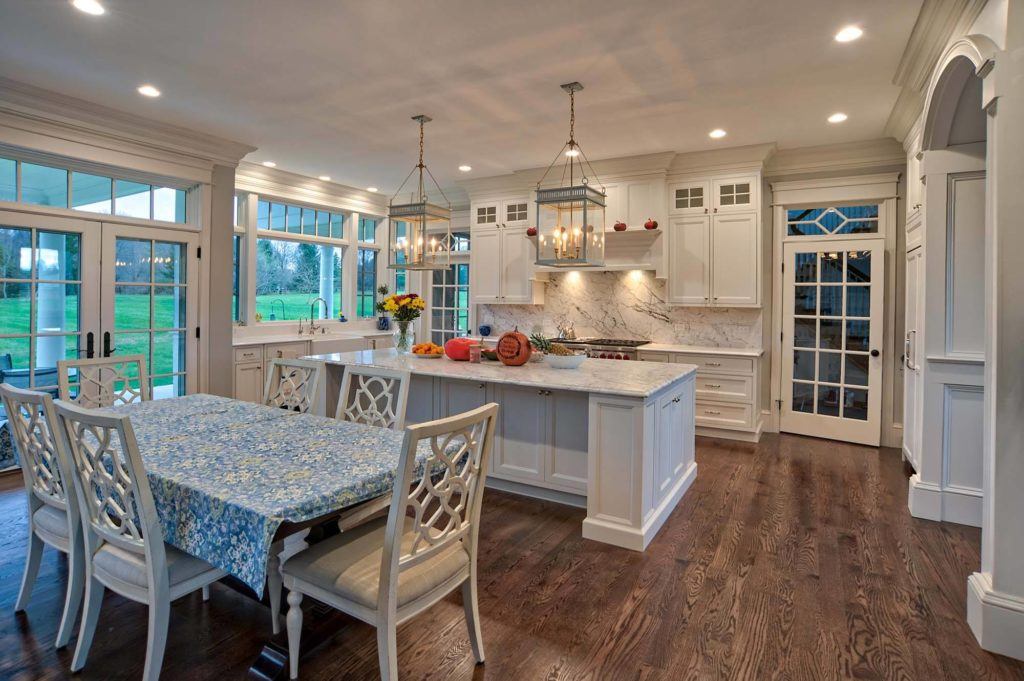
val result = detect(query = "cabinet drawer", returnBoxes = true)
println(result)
[234,346,262,363]
[638,351,670,363]
[694,373,752,403]
[672,353,753,375]
[264,342,309,362]
[695,400,752,429]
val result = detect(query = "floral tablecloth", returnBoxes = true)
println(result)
[111,394,419,595]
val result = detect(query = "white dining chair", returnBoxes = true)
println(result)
[263,358,323,413]
[281,402,499,680]
[1,383,84,649]
[57,354,150,408]
[52,399,226,681]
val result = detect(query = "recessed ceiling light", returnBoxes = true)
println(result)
[318,175,331,181]
[565,149,580,158]
[261,161,276,168]
[71,0,105,15]
[458,165,472,172]
[137,84,161,98]
[366,187,378,193]
[835,25,863,42]
[828,112,849,124]
[709,129,727,139]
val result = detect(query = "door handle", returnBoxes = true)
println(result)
[870,349,880,357]
[85,331,95,359]
[103,331,115,358]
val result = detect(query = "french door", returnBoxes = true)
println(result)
[780,239,884,446]
[0,210,198,399]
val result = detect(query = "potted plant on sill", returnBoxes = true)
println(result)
[375,284,392,330]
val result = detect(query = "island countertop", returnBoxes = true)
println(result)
[306,349,696,399]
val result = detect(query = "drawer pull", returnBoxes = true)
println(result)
[705,383,721,389]
[703,409,721,415]
[705,361,721,367]
[276,350,283,358]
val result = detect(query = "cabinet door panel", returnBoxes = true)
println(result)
[711,212,758,306]
[713,176,757,213]
[669,180,710,216]
[470,227,501,303]
[472,202,499,228]
[500,226,533,303]
[546,390,588,492]
[405,375,435,425]
[668,216,710,304]
[492,384,546,482]
[626,182,654,228]
[441,378,488,418]
[503,198,531,227]
[233,361,264,403]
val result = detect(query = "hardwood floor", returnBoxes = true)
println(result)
[2,434,1022,680]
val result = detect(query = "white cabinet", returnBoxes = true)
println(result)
[491,384,547,483]
[906,130,925,251]
[545,389,588,492]
[439,378,489,418]
[712,175,757,213]
[655,383,689,498]
[264,341,310,362]
[667,216,711,304]
[604,179,664,229]
[669,180,711,216]
[233,361,264,403]
[710,212,759,306]
[667,212,759,306]
[470,197,543,305]
[902,246,924,471]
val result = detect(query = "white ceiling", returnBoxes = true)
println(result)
[0,0,922,192]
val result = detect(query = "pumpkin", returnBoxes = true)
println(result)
[496,328,532,366]
[444,337,476,361]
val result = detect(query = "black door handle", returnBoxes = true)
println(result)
[870,349,880,357]
[103,331,115,358]
[85,332,95,359]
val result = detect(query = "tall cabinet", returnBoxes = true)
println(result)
[470,195,544,304]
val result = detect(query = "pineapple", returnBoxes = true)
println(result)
[529,333,552,354]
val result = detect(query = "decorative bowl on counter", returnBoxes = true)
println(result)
[546,352,586,370]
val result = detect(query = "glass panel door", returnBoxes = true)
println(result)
[101,224,198,399]
[781,239,884,445]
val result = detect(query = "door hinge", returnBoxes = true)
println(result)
[195,327,201,339]
[780,331,784,341]
[775,398,783,410]
[197,246,202,259]
[781,262,784,273]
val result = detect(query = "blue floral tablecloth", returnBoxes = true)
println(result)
[111,394,420,595]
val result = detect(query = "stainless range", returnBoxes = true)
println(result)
[548,337,650,360]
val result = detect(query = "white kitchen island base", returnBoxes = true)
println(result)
[312,350,697,552]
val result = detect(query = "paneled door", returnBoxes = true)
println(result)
[780,239,884,445]
[101,224,199,399]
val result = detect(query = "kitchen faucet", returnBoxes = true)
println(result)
[308,297,329,334]
[269,298,286,321]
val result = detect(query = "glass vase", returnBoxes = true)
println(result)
[394,320,414,354]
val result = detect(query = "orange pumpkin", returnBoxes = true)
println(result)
[444,337,476,361]
[496,328,532,366]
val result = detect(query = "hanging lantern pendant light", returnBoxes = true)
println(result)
[534,82,606,268]
[388,114,452,271]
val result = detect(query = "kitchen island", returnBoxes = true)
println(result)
[307,349,697,551]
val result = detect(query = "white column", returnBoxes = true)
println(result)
[35,231,68,372]
[968,8,1024,659]
[318,246,333,318]
[205,164,235,397]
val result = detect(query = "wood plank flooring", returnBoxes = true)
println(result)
[2,433,1022,680]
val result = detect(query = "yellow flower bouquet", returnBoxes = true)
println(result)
[381,293,426,323]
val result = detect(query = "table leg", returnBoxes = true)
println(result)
[266,540,284,635]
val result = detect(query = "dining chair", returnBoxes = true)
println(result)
[333,366,413,533]
[57,354,150,408]
[263,358,323,413]
[52,399,226,681]
[0,383,84,649]
[281,402,499,680]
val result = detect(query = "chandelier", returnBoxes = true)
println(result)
[533,82,606,267]
[387,115,452,271]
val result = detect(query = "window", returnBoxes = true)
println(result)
[256,199,345,239]
[787,205,879,237]
[255,238,343,320]
[231,234,241,322]
[430,264,470,344]
[234,194,245,228]
[0,155,187,223]
[359,216,378,243]
[356,248,377,317]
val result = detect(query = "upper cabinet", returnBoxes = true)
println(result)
[669,180,711,216]
[603,178,665,230]
[905,127,924,251]
[712,175,758,213]
[503,199,531,227]
[470,196,544,305]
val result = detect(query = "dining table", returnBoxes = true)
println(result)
[107,392,427,679]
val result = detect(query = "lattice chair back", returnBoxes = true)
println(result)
[263,358,323,413]
[336,366,411,430]
[0,383,76,514]
[377,402,498,610]
[57,355,150,409]
[53,399,167,571]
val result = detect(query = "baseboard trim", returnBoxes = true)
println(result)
[908,473,982,526]
[697,425,761,443]
[485,477,587,509]
[968,572,1024,661]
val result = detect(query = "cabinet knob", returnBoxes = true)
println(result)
[276,350,283,358]
[713,208,718,213]
[704,208,708,214]
[478,383,486,389]
[672,397,681,403]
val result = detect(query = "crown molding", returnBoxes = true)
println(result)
[885,0,988,141]
[764,138,906,179]
[235,162,388,215]
[0,76,255,173]
[667,143,776,177]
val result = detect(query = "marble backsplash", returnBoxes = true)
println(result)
[477,271,762,348]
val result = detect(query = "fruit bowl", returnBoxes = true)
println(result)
[414,352,444,359]
[412,342,445,358]
[546,352,586,370]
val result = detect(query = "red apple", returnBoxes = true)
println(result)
[526,226,538,237]
[644,218,659,230]
[613,220,627,231]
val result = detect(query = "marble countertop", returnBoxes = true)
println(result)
[307,349,696,398]
[637,343,764,357]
